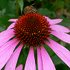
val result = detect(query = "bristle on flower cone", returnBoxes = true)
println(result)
[14,13,51,47]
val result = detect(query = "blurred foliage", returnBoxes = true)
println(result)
[0,0,70,70]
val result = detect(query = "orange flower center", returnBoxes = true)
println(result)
[14,13,51,47]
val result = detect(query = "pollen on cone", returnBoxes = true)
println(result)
[14,13,51,47]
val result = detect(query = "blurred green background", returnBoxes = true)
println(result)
[0,0,70,70]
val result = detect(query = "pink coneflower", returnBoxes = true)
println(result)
[0,13,70,70]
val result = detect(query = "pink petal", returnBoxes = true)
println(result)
[45,17,63,25]
[16,64,23,70]
[40,46,56,70]
[46,38,70,68]
[8,19,17,22]
[0,39,18,53]
[5,44,23,70]
[0,39,19,69]
[37,47,43,70]
[45,16,51,21]
[0,29,14,38]
[24,47,36,70]
[7,23,16,30]
[51,31,70,44]
[50,25,70,33]
[0,29,14,46]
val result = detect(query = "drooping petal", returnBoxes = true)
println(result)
[40,46,56,70]
[51,31,70,44]
[37,47,43,70]
[46,38,70,68]
[45,17,63,25]
[0,39,19,69]
[50,25,70,33]
[0,39,18,53]
[5,44,23,70]
[24,47,36,70]
[16,64,23,70]
[7,23,16,30]
[8,19,17,22]
[0,29,14,46]
[0,29,14,39]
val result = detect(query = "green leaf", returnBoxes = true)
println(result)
[38,8,50,15]
[61,17,70,26]
[36,0,42,2]
[52,55,63,65]
[44,45,55,57]
[56,64,70,70]
[0,0,9,9]
[18,0,24,14]
[27,0,34,2]
[0,16,10,32]
[65,44,70,51]
[17,47,29,66]
[38,8,56,18]
[52,0,64,11]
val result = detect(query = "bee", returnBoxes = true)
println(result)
[24,5,37,14]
